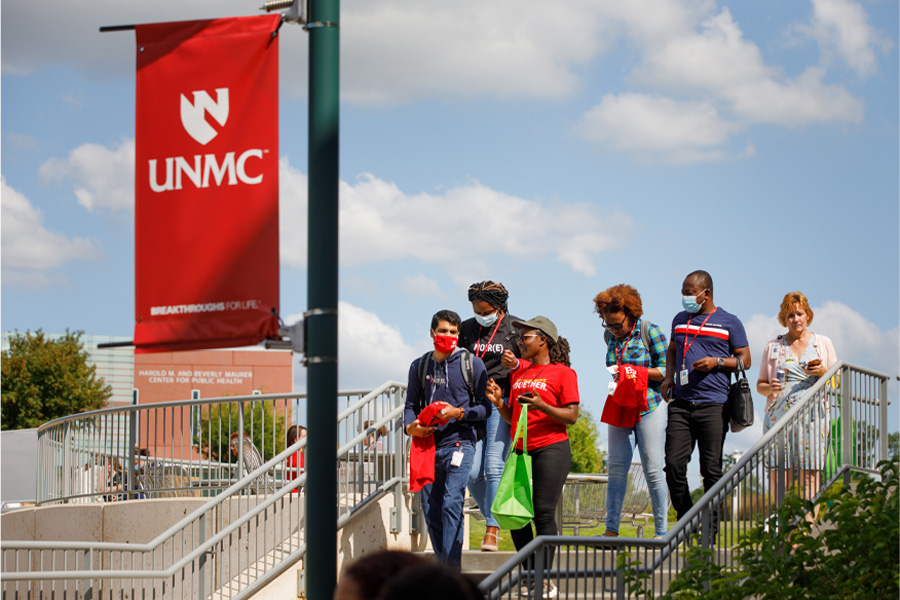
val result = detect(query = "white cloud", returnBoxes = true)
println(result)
[631,8,773,94]
[39,139,135,214]
[577,93,738,163]
[727,67,863,126]
[399,275,445,300]
[340,174,632,276]
[278,157,308,268]
[284,301,416,389]
[0,176,101,286]
[279,162,633,276]
[797,0,893,77]
[341,0,605,105]
[5,133,41,151]
[579,5,870,161]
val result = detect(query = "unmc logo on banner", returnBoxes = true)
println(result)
[181,88,229,145]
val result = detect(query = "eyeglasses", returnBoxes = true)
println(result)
[518,334,539,344]
[601,319,626,332]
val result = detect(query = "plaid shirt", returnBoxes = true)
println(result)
[605,318,668,415]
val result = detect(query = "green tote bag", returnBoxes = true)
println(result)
[491,405,534,530]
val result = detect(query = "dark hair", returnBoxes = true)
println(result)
[547,336,571,367]
[341,550,430,600]
[286,425,307,446]
[431,309,461,330]
[467,281,509,312]
[593,284,643,320]
[686,270,714,298]
[375,562,484,600]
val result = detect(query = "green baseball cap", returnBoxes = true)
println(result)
[512,315,559,343]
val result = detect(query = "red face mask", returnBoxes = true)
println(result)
[433,335,458,354]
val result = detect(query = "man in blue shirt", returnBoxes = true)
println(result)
[661,271,751,530]
[404,309,490,568]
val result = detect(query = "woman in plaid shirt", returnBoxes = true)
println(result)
[593,284,669,538]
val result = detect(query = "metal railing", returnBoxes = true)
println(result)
[560,463,658,537]
[478,361,890,599]
[2,381,410,600]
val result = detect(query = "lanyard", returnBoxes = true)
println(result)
[681,308,717,369]
[475,312,504,360]
[614,320,639,367]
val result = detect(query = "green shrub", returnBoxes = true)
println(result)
[622,456,899,599]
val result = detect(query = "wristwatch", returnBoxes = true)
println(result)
[716,357,725,369]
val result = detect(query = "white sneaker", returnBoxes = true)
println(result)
[519,581,558,599]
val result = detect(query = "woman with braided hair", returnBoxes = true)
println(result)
[490,316,579,599]
[458,280,521,552]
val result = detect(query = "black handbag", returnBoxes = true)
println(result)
[728,355,754,433]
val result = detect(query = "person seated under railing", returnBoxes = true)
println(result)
[230,432,272,494]
[363,420,387,452]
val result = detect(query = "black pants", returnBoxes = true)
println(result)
[511,439,571,569]
[664,399,728,521]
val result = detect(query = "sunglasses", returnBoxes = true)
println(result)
[601,318,626,332]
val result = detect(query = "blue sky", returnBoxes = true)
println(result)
[2,0,898,462]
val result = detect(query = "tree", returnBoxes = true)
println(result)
[1,330,112,430]
[568,408,606,473]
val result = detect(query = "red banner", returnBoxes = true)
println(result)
[133,15,281,353]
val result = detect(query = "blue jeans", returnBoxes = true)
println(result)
[420,441,476,568]
[606,405,668,537]
[467,407,512,528]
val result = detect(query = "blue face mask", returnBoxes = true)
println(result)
[682,293,706,314]
[475,312,498,327]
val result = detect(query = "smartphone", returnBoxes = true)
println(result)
[517,393,534,405]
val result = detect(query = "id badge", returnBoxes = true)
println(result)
[450,450,464,468]
[608,381,617,395]
[769,344,780,360]
[679,369,689,385]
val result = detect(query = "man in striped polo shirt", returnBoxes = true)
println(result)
[660,270,752,529]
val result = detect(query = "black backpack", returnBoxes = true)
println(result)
[415,349,485,441]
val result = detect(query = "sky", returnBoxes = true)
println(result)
[2,0,899,468]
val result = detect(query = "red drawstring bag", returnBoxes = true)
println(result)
[408,403,449,492]
[601,364,649,428]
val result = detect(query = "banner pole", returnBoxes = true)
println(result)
[306,0,340,597]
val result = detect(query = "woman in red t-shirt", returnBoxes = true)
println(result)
[286,425,306,492]
[488,315,579,596]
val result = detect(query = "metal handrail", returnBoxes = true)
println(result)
[479,361,890,598]
[3,380,410,600]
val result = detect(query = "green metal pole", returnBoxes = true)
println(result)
[306,0,339,598]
